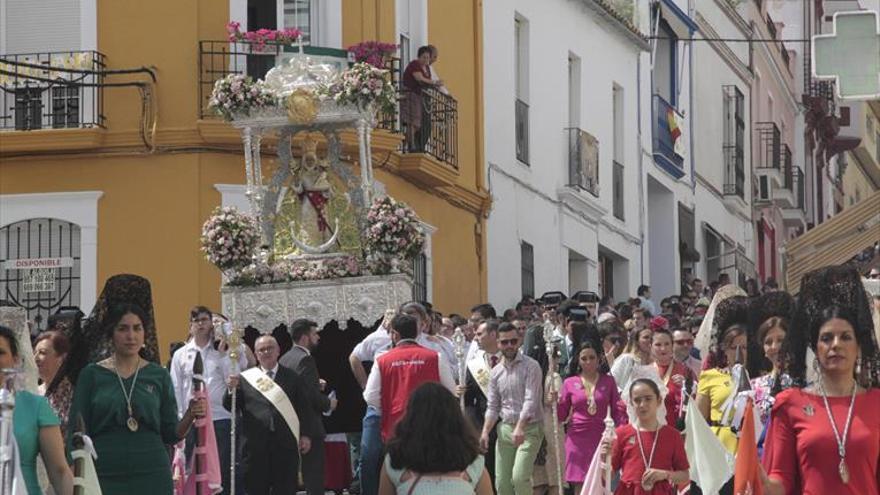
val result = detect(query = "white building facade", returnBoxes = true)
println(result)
[483,0,650,309]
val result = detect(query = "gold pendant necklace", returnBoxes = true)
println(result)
[114,357,142,432]
[581,375,597,415]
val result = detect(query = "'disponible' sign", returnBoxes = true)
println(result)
[2,257,74,270]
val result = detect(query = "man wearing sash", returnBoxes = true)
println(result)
[225,335,316,495]
[460,319,502,484]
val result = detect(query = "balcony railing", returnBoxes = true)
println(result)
[515,98,529,164]
[652,94,685,175]
[755,122,781,170]
[566,127,599,197]
[198,40,353,119]
[781,144,793,191]
[0,50,106,131]
[199,41,459,169]
[397,86,459,168]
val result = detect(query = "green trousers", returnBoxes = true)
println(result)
[495,422,544,495]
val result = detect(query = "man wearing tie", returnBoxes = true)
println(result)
[225,335,316,495]
[280,319,337,495]
[459,319,502,484]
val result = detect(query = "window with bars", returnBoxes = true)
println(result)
[51,84,80,129]
[521,241,534,298]
[412,252,428,302]
[14,88,43,130]
[722,85,745,198]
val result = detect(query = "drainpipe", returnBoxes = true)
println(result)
[688,0,696,194]
[638,53,646,285]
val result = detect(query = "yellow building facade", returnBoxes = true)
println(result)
[0,0,489,359]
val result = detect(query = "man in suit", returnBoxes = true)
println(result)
[459,319,501,483]
[280,319,337,495]
[225,335,316,495]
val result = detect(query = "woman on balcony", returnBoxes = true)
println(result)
[402,46,443,152]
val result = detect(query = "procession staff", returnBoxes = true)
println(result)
[761,266,880,495]
[68,303,205,494]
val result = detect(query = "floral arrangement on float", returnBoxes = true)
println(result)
[226,22,302,48]
[200,206,261,275]
[208,74,277,120]
[202,197,424,286]
[316,62,397,115]
[363,196,425,274]
[347,41,398,68]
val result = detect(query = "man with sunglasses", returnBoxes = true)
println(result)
[480,322,544,495]
[672,327,701,379]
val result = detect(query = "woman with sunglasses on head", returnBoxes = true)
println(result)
[601,377,689,494]
[761,266,880,495]
[558,335,627,495]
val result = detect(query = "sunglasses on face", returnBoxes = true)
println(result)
[499,338,518,345]
[674,339,694,345]
[608,337,624,346]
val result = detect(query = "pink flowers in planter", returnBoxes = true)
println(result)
[348,41,398,68]
[226,21,302,49]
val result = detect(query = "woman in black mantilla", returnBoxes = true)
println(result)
[64,275,206,494]
[761,265,880,495]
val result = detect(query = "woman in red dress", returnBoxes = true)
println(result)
[649,329,692,428]
[603,378,689,495]
[761,265,880,495]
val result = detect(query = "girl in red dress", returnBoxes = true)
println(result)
[761,265,880,495]
[603,378,689,495]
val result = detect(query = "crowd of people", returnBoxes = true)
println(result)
[2,264,879,495]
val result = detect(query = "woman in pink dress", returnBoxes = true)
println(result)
[558,334,627,494]
[761,266,880,495]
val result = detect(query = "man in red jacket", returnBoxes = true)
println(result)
[363,313,457,441]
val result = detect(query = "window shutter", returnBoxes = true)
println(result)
[4,0,81,54]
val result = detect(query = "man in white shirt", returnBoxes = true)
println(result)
[170,306,248,495]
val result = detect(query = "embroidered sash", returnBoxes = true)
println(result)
[467,353,493,398]
[241,368,301,441]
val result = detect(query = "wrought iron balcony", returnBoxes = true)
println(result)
[651,94,685,177]
[755,122,781,171]
[566,127,599,197]
[396,86,459,169]
[515,98,529,164]
[0,50,106,131]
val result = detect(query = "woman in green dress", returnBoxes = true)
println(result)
[68,303,206,494]
[0,325,73,495]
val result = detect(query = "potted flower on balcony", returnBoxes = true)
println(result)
[226,21,302,53]
[347,41,398,69]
